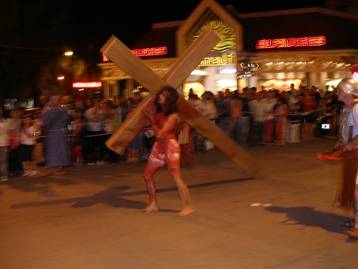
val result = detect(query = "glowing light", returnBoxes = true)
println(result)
[183,82,206,99]
[240,62,259,69]
[261,79,302,91]
[199,53,236,66]
[256,36,326,49]
[101,47,168,62]
[325,79,342,91]
[78,88,85,92]
[64,50,74,56]
[57,76,65,80]
[237,72,253,79]
[72,82,102,88]
[131,46,168,57]
[217,79,236,88]
[191,70,208,76]
[220,68,236,74]
[277,73,285,79]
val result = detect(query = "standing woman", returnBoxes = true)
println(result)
[143,86,194,216]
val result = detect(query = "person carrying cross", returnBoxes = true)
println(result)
[142,86,194,216]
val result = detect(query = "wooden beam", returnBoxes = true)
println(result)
[178,97,259,176]
[105,30,219,153]
[101,36,165,94]
[102,30,259,176]
[101,30,219,94]
[105,95,153,154]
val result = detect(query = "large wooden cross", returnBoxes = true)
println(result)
[101,30,259,176]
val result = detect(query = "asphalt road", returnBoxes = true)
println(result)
[0,138,357,269]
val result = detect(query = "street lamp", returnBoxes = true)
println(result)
[64,50,74,57]
[57,75,65,81]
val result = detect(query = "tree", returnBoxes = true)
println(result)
[37,54,85,95]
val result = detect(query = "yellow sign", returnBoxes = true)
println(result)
[193,20,236,51]
[199,53,236,66]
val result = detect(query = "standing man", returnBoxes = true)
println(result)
[42,96,71,168]
[335,64,358,239]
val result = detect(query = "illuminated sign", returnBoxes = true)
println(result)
[102,46,168,62]
[192,20,236,51]
[199,53,236,66]
[72,82,102,88]
[131,46,168,57]
[237,72,253,79]
[256,36,326,49]
[240,62,259,69]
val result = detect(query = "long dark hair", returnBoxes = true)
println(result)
[154,86,179,115]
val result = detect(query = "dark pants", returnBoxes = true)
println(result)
[251,121,265,145]
[8,147,23,176]
[86,131,105,163]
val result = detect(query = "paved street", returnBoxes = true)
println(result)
[0,138,357,269]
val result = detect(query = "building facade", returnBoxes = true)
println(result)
[99,0,358,98]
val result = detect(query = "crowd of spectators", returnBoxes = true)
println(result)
[0,84,341,181]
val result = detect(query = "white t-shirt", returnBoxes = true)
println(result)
[85,107,104,132]
[262,98,277,120]
[249,99,267,122]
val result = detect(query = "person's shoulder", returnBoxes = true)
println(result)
[168,113,179,120]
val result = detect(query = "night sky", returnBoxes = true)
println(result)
[0,0,325,99]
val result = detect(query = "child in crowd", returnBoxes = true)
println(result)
[20,113,38,176]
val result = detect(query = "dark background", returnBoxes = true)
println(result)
[2,0,351,100]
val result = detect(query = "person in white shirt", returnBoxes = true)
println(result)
[249,92,266,145]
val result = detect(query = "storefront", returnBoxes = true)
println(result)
[99,0,358,97]
[238,7,358,91]
[72,81,103,97]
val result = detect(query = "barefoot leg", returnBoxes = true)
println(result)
[170,167,194,216]
[143,162,160,213]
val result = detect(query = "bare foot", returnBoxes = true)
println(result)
[178,207,195,217]
[144,204,159,214]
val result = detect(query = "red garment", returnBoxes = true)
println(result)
[263,119,274,143]
[275,104,288,145]
[146,113,180,171]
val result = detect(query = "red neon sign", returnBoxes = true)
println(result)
[72,82,102,88]
[102,46,168,62]
[256,36,326,49]
[131,46,168,57]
